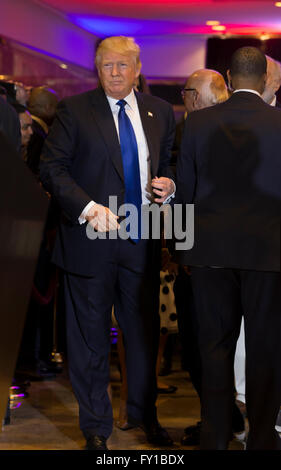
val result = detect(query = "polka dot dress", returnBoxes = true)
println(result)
[159,270,178,335]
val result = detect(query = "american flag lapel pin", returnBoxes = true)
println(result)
[148,111,153,117]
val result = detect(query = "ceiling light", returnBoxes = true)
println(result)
[206,20,220,26]
[212,25,226,31]
[275,2,281,7]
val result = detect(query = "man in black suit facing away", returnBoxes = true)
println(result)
[40,36,175,450]
[176,46,281,450]
[234,52,281,436]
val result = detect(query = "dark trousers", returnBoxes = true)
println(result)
[191,267,281,450]
[64,238,160,439]
[173,267,202,398]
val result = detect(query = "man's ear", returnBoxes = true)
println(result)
[193,90,200,109]
[135,66,141,81]
[226,69,232,91]
[260,72,267,95]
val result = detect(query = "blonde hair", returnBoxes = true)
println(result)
[95,36,141,69]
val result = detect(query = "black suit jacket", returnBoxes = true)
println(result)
[0,97,21,152]
[175,91,281,272]
[40,87,175,276]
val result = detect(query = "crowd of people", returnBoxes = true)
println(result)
[0,81,62,388]
[0,35,280,451]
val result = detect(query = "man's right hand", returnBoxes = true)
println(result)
[85,204,120,232]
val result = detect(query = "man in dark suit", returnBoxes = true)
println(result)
[40,36,175,450]
[175,46,281,450]
[0,90,22,422]
[234,51,281,436]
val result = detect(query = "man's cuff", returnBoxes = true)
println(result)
[78,200,96,224]
[163,179,176,204]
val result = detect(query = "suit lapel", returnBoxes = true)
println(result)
[136,92,159,176]
[89,88,124,182]
[89,89,160,183]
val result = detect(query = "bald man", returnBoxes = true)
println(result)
[262,55,281,106]
[173,69,229,162]
[182,68,229,113]
[26,87,58,175]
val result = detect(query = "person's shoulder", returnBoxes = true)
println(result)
[0,99,20,136]
[255,98,281,118]
[269,102,281,113]
[0,97,18,118]
[264,102,281,124]
[185,102,221,125]
[0,97,7,112]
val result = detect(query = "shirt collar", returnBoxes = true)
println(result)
[31,115,49,134]
[233,89,261,97]
[270,95,277,107]
[106,89,137,112]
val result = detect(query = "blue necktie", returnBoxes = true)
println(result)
[117,99,142,241]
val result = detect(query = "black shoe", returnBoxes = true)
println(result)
[143,421,173,446]
[181,421,201,446]
[181,409,246,447]
[85,435,108,450]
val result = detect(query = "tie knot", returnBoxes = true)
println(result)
[117,99,127,110]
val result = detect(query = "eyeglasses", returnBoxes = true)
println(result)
[181,88,197,97]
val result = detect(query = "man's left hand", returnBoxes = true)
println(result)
[151,176,175,203]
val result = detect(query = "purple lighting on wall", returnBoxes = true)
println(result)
[69,14,281,38]
[70,15,144,36]
[69,15,198,37]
